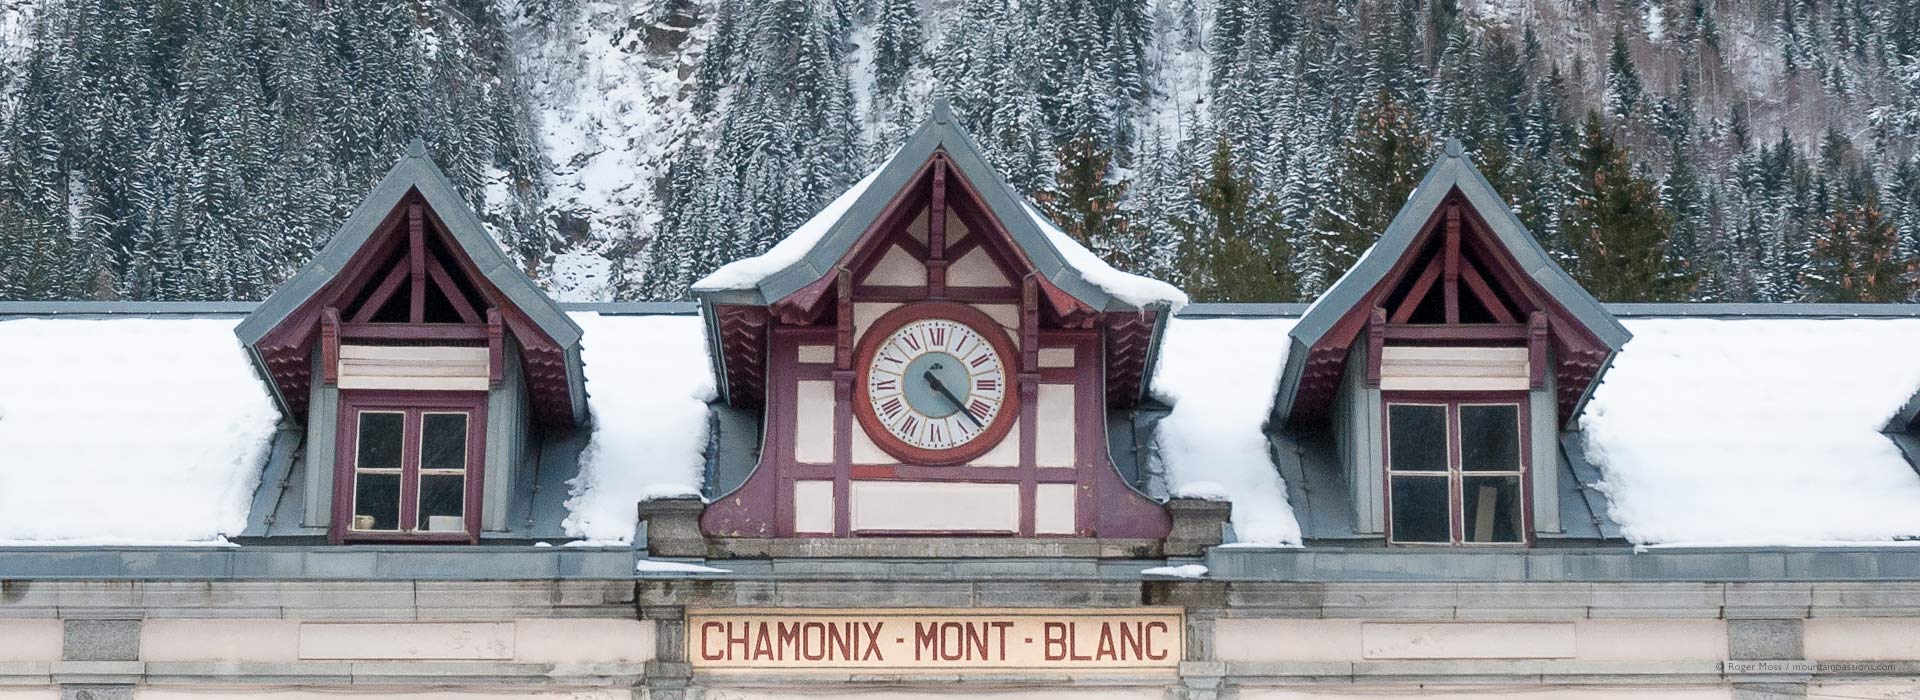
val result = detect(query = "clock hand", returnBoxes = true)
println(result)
[923,370,985,429]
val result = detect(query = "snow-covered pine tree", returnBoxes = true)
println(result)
[1564,112,1689,302]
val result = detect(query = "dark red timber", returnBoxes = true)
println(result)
[1290,189,1611,425]
[700,148,1170,540]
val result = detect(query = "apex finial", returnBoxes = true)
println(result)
[405,137,428,158]
[1444,138,1464,158]
[931,97,953,124]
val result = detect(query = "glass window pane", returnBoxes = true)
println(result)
[356,412,403,469]
[1390,475,1450,543]
[352,472,401,531]
[1461,404,1520,472]
[1464,475,1524,543]
[421,413,470,471]
[418,474,465,532]
[1387,405,1447,472]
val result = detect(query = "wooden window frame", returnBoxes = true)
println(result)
[1382,391,1532,547]
[331,390,487,544]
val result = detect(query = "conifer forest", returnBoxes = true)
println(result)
[3,0,1920,303]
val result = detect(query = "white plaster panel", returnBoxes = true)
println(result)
[512,618,655,663]
[708,692,1161,700]
[945,208,968,245]
[0,620,61,662]
[851,420,893,464]
[948,246,1012,288]
[1034,483,1077,535]
[863,245,927,287]
[906,208,929,245]
[793,480,836,534]
[298,622,515,660]
[966,423,1020,467]
[0,691,56,700]
[797,344,835,364]
[138,692,630,700]
[977,304,1020,335]
[1038,347,1076,368]
[1575,619,1726,661]
[1361,622,1575,659]
[793,380,836,464]
[1239,689,1729,700]
[1035,384,1076,467]
[1808,682,1920,700]
[853,302,903,344]
[142,619,300,662]
[1215,619,1362,662]
[850,481,1019,533]
[1807,618,1920,660]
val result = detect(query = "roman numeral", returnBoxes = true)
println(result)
[902,333,921,351]
[880,397,903,418]
[900,415,918,436]
[969,353,992,368]
[872,378,896,391]
[975,378,998,392]
[929,422,943,444]
[969,399,993,419]
[929,326,947,347]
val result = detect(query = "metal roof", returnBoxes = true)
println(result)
[229,139,589,423]
[690,99,1133,312]
[1274,140,1632,424]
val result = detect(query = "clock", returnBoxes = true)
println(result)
[854,302,1019,464]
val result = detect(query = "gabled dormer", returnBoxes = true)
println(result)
[235,140,584,543]
[688,101,1187,547]
[1276,140,1630,546]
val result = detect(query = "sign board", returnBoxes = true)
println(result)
[688,608,1184,672]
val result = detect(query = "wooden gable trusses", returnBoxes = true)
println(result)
[1278,140,1630,426]
[237,141,585,426]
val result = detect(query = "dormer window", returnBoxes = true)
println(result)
[1274,140,1630,548]
[235,141,586,545]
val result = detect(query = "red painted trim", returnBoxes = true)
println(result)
[1366,307,1386,387]
[1389,258,1443,325]
[851,286,1022,303]
[351,263,411,324]
[1458,259,1518,324]
[1443,203,1461,324]
[321,307,341,385]
[339,323,488,342]
[1528,312,1549,389]
[1380,324,1529,343]
[408,202,427,323]
[428,256,483,324]
[331,390,488,545]
[850,301,1023,466]
[487,308,504,387]
[929,157,949,296]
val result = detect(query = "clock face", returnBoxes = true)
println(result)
[856,304,1017,463]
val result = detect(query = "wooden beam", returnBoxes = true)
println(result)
[1021,275,1040,372]
[409,201,427,323]
[1389,258,1443,324]
[426,256,482,324]
[835,268,853,371]
[928,158,949,296]
[1443,203,1461,324]
[1458,259,1518,324]
[339,323,489,342]
[350,262,411,324]
[1381,324,1529,343]
[321,307,341,385]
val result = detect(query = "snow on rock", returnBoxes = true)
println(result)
[562,312,718,542]
[1583,318,1920,546]
[692,161,892,292]
[1151,317,1302,546]
[635,559,732,574]
[1024,203,1188,309]
[0,318,279,545]
[1140,564,1208,578]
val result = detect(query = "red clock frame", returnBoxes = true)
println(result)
[853,301,1022,465]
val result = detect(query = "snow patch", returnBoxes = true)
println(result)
[0,318,280,545]
[692,161,892,292]
[1025,203,1189,309]
[1141,564,1208,578]
[562,312,718,542]
[636,559,732,574]
[1582,318,1920,546]
[1151,317,1302,546]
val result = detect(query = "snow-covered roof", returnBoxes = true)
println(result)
[5,306,1920,549]
[689,100,1185,312]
